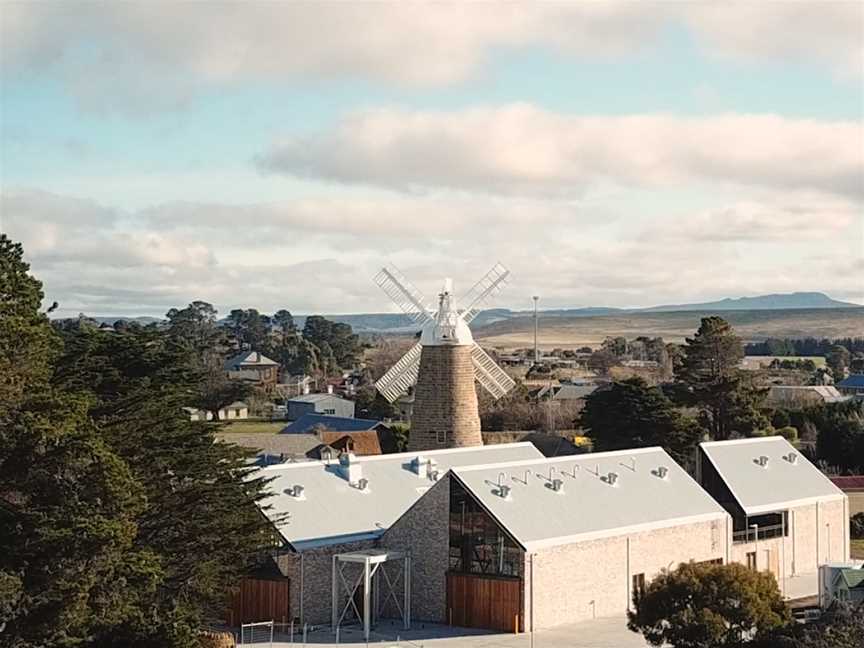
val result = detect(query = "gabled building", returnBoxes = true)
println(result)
[286,393,355,420]
[830,475,864,515]
[256,443,544,626]
[224,350,279,385]
[383,447,729,631]
[697,437,850,595]
[765,385,846,409]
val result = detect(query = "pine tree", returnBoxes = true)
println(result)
[0,235,159,647]
[679,317,766,440]
[579,377,704,467]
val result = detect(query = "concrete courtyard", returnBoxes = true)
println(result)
[251,616,650,648]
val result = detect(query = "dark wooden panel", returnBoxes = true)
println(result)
[446,572,522,633]
[228,578,290,625]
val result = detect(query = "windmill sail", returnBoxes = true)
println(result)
[375,342,422,402]
[373,266,434,325]
[460,262,510,324]
[470,343,516,399]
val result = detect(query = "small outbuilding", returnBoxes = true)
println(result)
[287,393,355,420]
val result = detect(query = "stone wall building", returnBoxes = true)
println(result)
[246,436,851,636]
[383,447,730,631]
[256,443,542,626]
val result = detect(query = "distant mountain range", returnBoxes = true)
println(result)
[75,292,860,332]
[640,292,861,312]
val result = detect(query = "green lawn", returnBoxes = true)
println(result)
[852,539,864,560]
[213,421,284,434]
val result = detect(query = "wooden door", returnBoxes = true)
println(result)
[446,572,522,632]
[228,578,290,625]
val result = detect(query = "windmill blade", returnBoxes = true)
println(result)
[375,342,423,402]
[471,343,516,400]
[460,262,510,324]
[374,266,435,326]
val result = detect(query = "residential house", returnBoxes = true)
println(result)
[830,476,864,516]
[831,568,864,605]
[766,385,846,409]
[224,350,280,386]
[184,401,248,421]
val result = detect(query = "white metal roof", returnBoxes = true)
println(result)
[700,436,845,515]
[259,442,543,551]
[451,447,728,552]
[289,393,347,403]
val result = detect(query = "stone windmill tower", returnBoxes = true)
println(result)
[373,264,516,451]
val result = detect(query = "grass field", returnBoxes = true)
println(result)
[213,421,284,434]
[475,307,864,350]
[852,539,864,560]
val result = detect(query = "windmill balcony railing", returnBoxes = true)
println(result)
[732,523,787,544]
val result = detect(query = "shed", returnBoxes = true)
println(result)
[287,393,355,420]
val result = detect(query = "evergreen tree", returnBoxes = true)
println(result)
[579,378,704,467]
[0,235,159,647]
[679,317,767,440]
[826,345,851,379]
[54,324,277,645]
[628,562,791,648]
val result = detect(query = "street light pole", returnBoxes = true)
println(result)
[532,296,539,364]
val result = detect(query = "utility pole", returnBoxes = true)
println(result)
[532,295,540,364]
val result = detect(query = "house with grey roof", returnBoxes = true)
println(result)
[224,350,279,385]
[766,385,847,409]
[286,392,355,420]
[697,436,850,597]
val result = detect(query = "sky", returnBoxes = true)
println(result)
[1,1,863,318]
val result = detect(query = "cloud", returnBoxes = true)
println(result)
[2,188,861,317]
[257,105,864,199]
[684,2,864,79]
[653,197,861,243]
[2,2,859,109]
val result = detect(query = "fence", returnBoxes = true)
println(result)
[240,621,273,647]
[732,523,786,544]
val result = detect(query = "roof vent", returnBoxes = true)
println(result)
[356,477,369,492]
[605,471,619,486]
[784,452,798,464]
[339,452,362,483]
[284,484,306,500]
[655,466,669,480]
[550,478,564,493]
[497,484,511,499]
[756,455,769,468]
[411,455,427,478]
[430,469,440,481]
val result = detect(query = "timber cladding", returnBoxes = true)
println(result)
[446,572,523,633]
[228,578,290,625]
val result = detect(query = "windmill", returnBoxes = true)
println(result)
[373,263,516,451]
